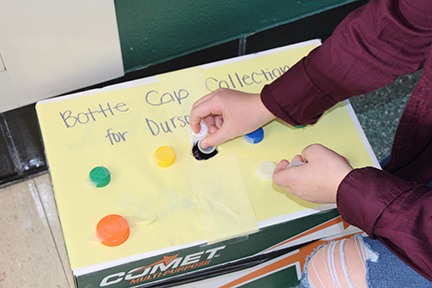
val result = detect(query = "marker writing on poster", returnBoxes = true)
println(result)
[59,102,129,128]
[143,88,192,136]
[106,128,128,145]
[57,63,291,141]
[145,115,190,136]
[145,89,189,106]
[205,65,290,91]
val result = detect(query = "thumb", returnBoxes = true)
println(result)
[190,121,203,134]
[273,159,289,174]
[272,159,291,187]
[272,155,304,188]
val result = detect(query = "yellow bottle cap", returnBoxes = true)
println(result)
[155,146,176,167]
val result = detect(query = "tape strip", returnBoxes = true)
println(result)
[155,66,209,141]
[185,152,258,244]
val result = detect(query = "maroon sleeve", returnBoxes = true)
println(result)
[261,0,432,126]
[259,0,432,281]
[338,167,432,281]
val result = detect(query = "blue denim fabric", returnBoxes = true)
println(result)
[299,235,432,288]
[379,155,391,168]
[362,237,432,287]
[299,242,324,288]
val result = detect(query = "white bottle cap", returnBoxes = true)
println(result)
[188,121,208,141]
[257,161,276,179]
[287,160,304,168]
[197,140,216,154]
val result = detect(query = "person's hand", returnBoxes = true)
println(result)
[189,88,275,149]
[272,144,353,203]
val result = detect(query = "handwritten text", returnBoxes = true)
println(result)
[205,66,290,91]
[59,102,129,128]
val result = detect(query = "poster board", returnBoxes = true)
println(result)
[36,39,378,287]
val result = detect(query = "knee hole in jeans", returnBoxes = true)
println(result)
[306,238,372,288]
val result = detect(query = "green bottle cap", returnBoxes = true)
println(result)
[89,166,111,188]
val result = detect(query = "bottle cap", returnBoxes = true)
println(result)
[257,161,276,179]
[244,127,264,144]
[155,146,176,167]
[287,160,304,168]
[197,140,216,154]
[96,214,130,247]
[89,166,111,188]
[188,121,208,141]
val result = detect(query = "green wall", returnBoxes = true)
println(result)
[114,0,358,72]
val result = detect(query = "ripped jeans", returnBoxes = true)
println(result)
[300,235,432,288]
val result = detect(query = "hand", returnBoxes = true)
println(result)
[272,144,353,203]
[189,88,275,148]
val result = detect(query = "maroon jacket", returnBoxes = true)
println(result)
[261,0,432,281]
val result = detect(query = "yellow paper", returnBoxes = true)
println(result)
[36,84,206,270]
[156,66,209,141]
[202,43,319,94]
[186,153,258,244]
[35,40,376,271]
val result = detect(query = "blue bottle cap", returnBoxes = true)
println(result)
[243,127,264,144]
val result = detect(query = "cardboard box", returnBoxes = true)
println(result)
[36,40,378,288]
[171,228,360,288]
[84,211,364,288]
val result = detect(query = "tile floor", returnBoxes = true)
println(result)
[0,172,73,288]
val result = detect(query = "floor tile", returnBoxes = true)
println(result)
[33,172,74,287]
[0,177,70,287]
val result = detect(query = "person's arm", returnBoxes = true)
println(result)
[338,168,432,282]
[273,145,432,281]
[272,144,353,203]
[262,0,432,126]
[189,89,275,149]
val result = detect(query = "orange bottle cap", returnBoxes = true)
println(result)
[155,146,176,167]
[96,214,130,247]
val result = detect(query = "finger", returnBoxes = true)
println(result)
[272,159,290,187]
[300,144,328,163]
[302,144,349,166]
[274,159,290,173]
[288,155,305,167]
[292,155,303,162]
[215,115,224,129]
[189,98,216,133]
[200,126,232,148]
[189,112,204,134]
[204,115,222,134]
